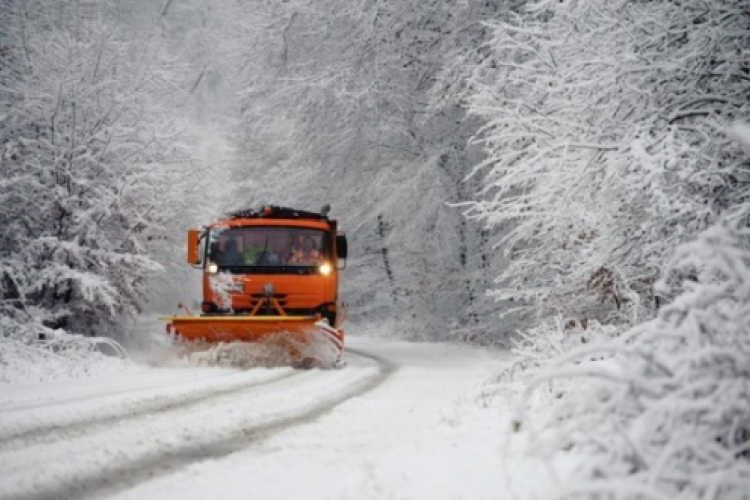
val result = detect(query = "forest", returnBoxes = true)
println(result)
[1,0,749,498]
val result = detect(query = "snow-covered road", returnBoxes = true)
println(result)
[0,336,558,500]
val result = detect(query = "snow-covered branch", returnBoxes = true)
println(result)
[463,0,750,328]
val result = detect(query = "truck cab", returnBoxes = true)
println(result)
[188,206,348,327]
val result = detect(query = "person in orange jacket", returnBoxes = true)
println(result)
[288,236,321,264]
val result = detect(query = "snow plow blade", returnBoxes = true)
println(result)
[158,315,344,367]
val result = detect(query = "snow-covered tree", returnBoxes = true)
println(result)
[464,0,750,328]
[199,0,519,341]
[0,1,197,339]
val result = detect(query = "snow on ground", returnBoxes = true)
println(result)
[0,335,132,384]
[109,336,564,500]
[0,324,570,500]
[111,336,549,500]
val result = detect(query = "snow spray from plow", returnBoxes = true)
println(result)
[162,318,345,369]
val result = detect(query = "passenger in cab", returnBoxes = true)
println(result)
[288,236,321,265]
[243,233,268,264]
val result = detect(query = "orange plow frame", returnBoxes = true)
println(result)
[159,315,345,366]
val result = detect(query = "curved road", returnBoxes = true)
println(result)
[0,336,531,500]
[0,348,394,500]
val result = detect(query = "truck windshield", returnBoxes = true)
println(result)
[208,227,329,272]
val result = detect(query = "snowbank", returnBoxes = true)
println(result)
[0,332,131,384]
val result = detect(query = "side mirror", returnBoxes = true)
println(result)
[187,229,201,265]
[336,234,348,262]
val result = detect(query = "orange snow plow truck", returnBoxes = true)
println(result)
[160,205,348,368]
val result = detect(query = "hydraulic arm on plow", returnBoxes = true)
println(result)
[160,205,349,368]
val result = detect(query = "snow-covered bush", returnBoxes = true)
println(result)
[0,1,195,338]
[475,314,620,421]
[512,222,750,499]
[0,317,129,383]
[464,0,750,327]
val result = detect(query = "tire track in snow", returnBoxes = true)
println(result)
[2,369,240,413]
[0,369,300,450]
[4,348,397,500]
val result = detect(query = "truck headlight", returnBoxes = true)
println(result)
[206,262,219,274]
[319,263,332,275]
